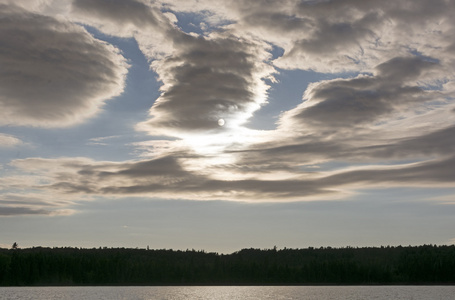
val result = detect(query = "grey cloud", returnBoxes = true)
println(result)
[321,155,455,187]
[0,193,72,216]
[25,154,327,200]
[0,194,58,207]
[7,146,455,203]
[287,14,378,57]
[79,156,188,179]
[355,126,455,160]
[98,173,328,200]
[227,156,455,198]
[0,206,51,216]
[375,56,440,83]
[72,0,274,137]
[232,124,455,175]
[0,4,128,127]
[139,33,273,136]
[159,0,455,71]
[294,0,455,36]
[288,56,439,128]
[241,11,313,34]
[228,138,345,173]
[227,98,455,178]
[70,0,177,59]
[224,0,455,72]
[243,126,455,188]
[45,155,194,195]
[383,0,455,26]
[232,0,384,71]
[296,84,419,127]
[72,0,171,33]
[2,0,454,205]
[39,153,455,201]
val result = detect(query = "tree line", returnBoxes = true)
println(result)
[0,245,454,286]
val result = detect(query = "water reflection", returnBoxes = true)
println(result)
[1,286,454,300]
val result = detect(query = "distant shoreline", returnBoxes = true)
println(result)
[1,245,454,286]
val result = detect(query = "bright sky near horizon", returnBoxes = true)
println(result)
[1,0,455,253]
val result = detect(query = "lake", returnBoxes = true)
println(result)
[0,286,454,299]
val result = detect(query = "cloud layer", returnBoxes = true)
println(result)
[1,0,455,216]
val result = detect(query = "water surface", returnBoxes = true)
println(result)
[1,285,454,299]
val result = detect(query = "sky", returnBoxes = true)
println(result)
[1,0,455,253]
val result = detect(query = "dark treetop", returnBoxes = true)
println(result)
[1,245,454,286]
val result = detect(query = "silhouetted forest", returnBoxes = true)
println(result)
[1,245,454,286]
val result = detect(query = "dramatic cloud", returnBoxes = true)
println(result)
[138,33,274,137]
[0,0,455,215]
[159,0,455,73]
[72,0,275,139]
[0,4,128,127]
[5,150,455,207]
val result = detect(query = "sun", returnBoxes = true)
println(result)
[218,118,225,126]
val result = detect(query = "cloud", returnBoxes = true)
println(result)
[0,134,22,148]
[0,206,74,216]
[153,0,455,75]
[4,155,323,201]
[71,0,176,58]
[206,0,454,73]
[320,155,455,188]
[0,207,51,216]
[87,135,122,146]
[72,0,163,31]
[0,4,128,127]
[5,151,454,204]
[137,33,274,137]
[279,56,442,131]
[352,125,455,160]
[70,0,276,140]
[0,193,76,216]
[0,0,72,13]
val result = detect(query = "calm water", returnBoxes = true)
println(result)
[0,286,454,299]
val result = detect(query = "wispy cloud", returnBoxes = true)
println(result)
[0,134,22,148]
[0,193,76,216]
[87,135,123,146]
[0,206,74,217]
